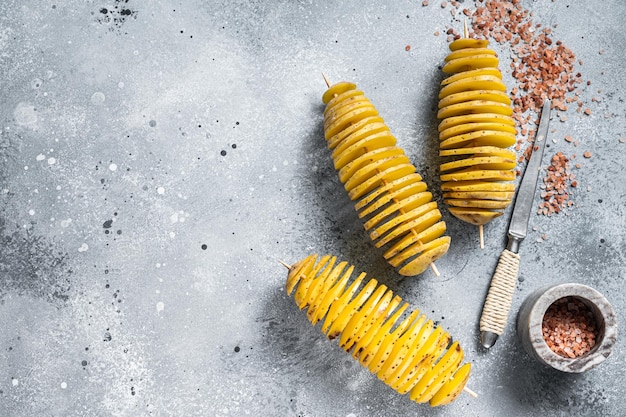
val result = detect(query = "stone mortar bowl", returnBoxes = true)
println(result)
[517,283,618,373]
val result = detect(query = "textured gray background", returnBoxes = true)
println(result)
[1,1,625,416]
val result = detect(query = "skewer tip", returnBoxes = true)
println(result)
[321,72,331,88]
[463,386,478,398]
[478,224,484,249]
[278,259,292,270]
[463,18,469,38]
[430,262,440,277]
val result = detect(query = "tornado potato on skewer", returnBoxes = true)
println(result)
[437,34,518,248]
[283,254,473,407]
[322,79,450,276]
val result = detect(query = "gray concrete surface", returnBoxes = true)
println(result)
[1,1,625,416]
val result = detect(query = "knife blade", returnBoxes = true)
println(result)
[507,99,552,251]
[479,99,551,349]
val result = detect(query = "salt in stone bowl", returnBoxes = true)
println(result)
[516,283,618,373]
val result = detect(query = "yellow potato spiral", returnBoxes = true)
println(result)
[437,38,517,227]
[285,254,472,407]
[322,82,450,276]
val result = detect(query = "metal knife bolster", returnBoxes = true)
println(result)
[506,99,552,254]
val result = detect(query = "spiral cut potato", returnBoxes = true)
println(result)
[437,38,517,228]
[285,254,472,407]
[322,82,450,276]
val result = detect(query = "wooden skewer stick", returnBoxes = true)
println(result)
[278,259,476,399]
[429,261,440,277]
[321,74,441,277]
[278,259,292,270]
[479,224,485,249]
[322,72,332,89]
[464,386,478,398]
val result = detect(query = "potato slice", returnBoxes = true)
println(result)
[339,285,389,351]
[438,112,515,132]
[439,122,516,141]
[375,208,443,249]
[438,89,511,109]
[333,131,397,170]
[306,261,348,323]
[439,145,516,159]
[364,192,433,233]
[437,100,513,119]
[322,271,367,335]
[383,320,437,387]
[398,331,451,395]
[441,67,502,87]
[382,219,446,258]
[326,278,378,340]
[325,106,380,139]
[294,255,333,308]
[352,295,403,361]
[440,155,516,172]
[299,256,337,310]
[310,265,354,326]
[354,173,423,212]
[442,54,499,73]
[391,236,451,270]
[286,254,317,295]
[399,240,449,276]
[338,146,404,183]
[367,309,421,373]
[358,302,409,367]
[448,38,489,51]
[368,202,437,239]
[392,325,444,392]
[444,47,497,62]
[410,341,464,403]
[429,363,472,407]
[324,100,375,130]
[357,179,428,219]
[322,81,356,104]
[389,236,444,268]
[448,207,503,225]
[329,118,387,152]
[439,75,507,99]
[344,155,411,192]
[441,167,516,182]
[348,163,417,200]
[324,90,366,116]
[376,315,428,381]
[443,190,515,201]
[440,180,516,192]
[350,291,395,348]
[439,130,516,150]
[445,198,511,210]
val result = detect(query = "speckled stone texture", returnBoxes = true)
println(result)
[517,283,618,373]
[1,1,626,416]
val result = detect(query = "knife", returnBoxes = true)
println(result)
[479,99,552,349]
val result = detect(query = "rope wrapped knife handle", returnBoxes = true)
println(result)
[479,249,520,337]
